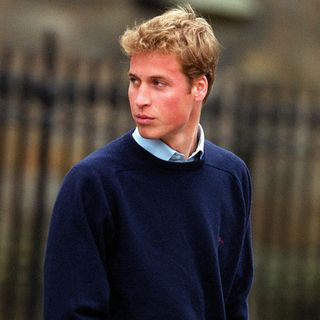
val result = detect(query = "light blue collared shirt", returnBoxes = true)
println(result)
[132,125,205,162]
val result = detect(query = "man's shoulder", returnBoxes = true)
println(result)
[84,131,132,165]
[204,140,249,178]
[64,130,134,181]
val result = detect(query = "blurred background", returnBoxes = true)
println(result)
[0,0,319,319]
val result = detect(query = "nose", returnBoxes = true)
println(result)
[135,84,151,108]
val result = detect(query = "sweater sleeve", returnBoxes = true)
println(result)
[226,166,254,320]
[44,162,113,319]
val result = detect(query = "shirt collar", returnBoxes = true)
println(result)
[132,125,205,162]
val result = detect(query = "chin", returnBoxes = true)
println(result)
[137,127,161,140]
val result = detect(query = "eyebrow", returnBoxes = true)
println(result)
[150,75,167,81]
[128,72,138,78]
[128,72,168,82]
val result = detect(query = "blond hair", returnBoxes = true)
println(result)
[120,5,220,101]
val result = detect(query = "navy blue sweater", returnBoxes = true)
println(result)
[44,130,253,319]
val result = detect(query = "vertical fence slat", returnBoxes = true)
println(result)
[0,47,12,217]
[27,32,57,319]
[2,52,36,319]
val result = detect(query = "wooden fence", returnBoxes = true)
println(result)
[0,35,319,319]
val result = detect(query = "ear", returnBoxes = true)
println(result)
[192,75,208,102]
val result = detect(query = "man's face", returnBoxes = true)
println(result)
[128,52,202,149]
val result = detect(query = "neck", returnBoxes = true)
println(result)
[162,124,199,159]
[161,103,202,159]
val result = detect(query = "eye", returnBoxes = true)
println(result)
[128,76,139,86]
[152,79,166,88]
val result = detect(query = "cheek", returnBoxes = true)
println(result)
[128,89,135,107]
[161,98,191,124]
[128,86,133,99]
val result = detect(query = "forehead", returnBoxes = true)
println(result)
[129,52,184,77]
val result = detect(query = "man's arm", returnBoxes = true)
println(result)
[225,220,254,319]
[226,166,254,320]
[44,163,112,319]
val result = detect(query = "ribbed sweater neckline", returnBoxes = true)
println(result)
[122,130,205,171]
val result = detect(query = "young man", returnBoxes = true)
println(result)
[44,5,253,320]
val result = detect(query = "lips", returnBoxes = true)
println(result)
[135,114,155,125]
